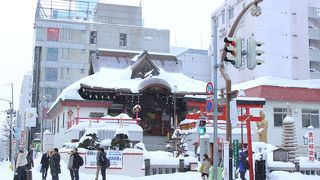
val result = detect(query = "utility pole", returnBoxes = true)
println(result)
[211,17,219,180]
[219,1,263,179]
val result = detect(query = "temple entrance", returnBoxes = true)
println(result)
[134,86,186,136]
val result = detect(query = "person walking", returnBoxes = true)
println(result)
[95,149,101,180]
[238,152,249,180]
[49,148,61,180]
[40,150,50,180]
[15,145,28,180]
[26,145,34,170]
[200,154,210,180]
[97,148,108,180]
[68,148,83,180]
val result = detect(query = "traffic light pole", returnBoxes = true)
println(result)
[212,18,219,180]
[219,1,263,180]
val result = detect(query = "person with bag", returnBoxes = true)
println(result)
[97,148,110,180]
[68,148,83,180]
[238,152,250,180]
[40,150,50,180]
[49,148,61,180]
[15,145,28,180]
[199,154,210,180]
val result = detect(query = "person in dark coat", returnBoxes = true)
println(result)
[238,152,247,180]
[68,148,83,180]
[49,148,61,180]
[97,148,107,180]
[26,146,34,170]
[40,150,50,180]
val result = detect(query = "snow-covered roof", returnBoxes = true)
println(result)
[232,76,320,91]
[50,62,206,111]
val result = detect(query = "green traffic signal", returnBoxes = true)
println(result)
[199,127,206,135]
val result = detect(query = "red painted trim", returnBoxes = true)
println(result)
[122,153,143,155]
[244,85,320,102]
[141,168,145,170]
[85,167,122,170]
[62,101,112,108]
[247,119,254,180]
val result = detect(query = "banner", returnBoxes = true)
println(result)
[223,141,229,180]
[86,150,123,168]
[25,108,37,127]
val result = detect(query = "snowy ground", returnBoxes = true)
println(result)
[1,152,320,180]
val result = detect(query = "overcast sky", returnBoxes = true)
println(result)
[0,0,224,112]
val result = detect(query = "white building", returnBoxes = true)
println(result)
[211,0,320,89]
[18,74,33,147]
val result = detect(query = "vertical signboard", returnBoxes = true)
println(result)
[47,28,59,41]
[25,108,37,127]
[223,141,229,180]
[308,126,314,162]
[233,140,239,167]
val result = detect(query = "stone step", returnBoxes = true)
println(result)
[143,135,168,151]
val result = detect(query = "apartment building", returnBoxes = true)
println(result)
[32,1,170,131]
[211,0,320,88]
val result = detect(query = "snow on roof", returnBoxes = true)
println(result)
[232,76,320,91]
[50,64,206,111]
[283,116,295,123]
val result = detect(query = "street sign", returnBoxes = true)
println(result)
[206,95,214,100]
[206,82,214,95]
[233,140,239,167]
[206,100,213,113]
[34,142,41,152]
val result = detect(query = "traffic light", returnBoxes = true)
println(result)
[247,38,264,70]
[224,37,242,69]
[198,119,206,135]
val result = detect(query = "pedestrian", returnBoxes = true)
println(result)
[68,148,84,180]
[95,149,101,180]
[26,145,34,170]
[15,145,28,180]
[97,148,109,180]
[49,148,61,180]
[238,151,249,180]
[40,150,50,180]
[199,154,210,180]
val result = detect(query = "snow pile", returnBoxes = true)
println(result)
[268,171,320,180]
[144,151,179,166]
[283,116,295,123]
[115,128,129,136]
[299,157,320,168]
[101,138,111,147]
[232,76,320,91]
[134,142,146,151]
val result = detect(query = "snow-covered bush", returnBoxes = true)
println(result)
[111,128,131,150]
[78,132,100,150]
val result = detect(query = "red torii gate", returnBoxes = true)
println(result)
[186,98,265,180]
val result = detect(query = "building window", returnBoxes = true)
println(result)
[61,29,71,39]
[45,68,58,82]
[36,28,43,40]
[61,48,70,59]
[47,28,59,41]
[90,31,97,44]
[44,88,57,102]
[90,112,104,118]
[274,108,287,126]
[80,69,85,74]
[228,7,234,20]
[221,11,225,24]
[60,67,64,79]
[120,33,127,47]
[47,48,59,61]
[302,109,319,128]
[66,68,70,79]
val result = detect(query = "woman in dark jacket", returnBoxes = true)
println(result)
[238,152,248,180]
[40,150,50,180]
[49,148,61,180]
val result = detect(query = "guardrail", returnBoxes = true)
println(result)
[67,117,141,129]
[144,159,185,176]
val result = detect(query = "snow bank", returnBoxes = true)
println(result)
[232,76,320,91]
[144,151,179,166]
[299,157,320,168]
[123,148,143,154]
[268,171,320,180]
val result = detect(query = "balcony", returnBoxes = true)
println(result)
[309,49,320,62]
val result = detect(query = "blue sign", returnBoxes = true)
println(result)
[206,82,213,95]
[206,100,213,113]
